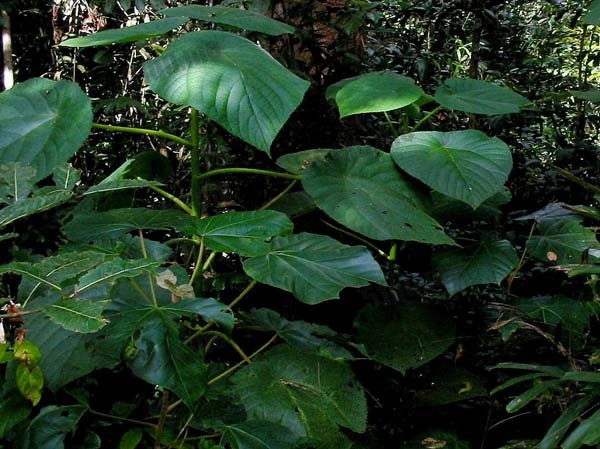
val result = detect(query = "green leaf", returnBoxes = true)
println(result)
[391,130,512,208]
[0,394,31,438]
[564,407,600,449]
[250,308,353,360]
[494,362,565,377]
[434,78,530,115]
[505,380,563,413]
[562,371,600,383]
[0,162,36,203]
[585,0,600,25]
[231,345,367,447]
[14,341,43,368]
[144,31,310,153]
[44,299,110,333]
[569,89,600,102]
[60,17,189,47]
[129,318,207,407]
[490,373,551,396]
[326,71,424,118]
[17,405,86,449]
[16,364,44,405]
[74,258,160,295]
[193,210,293,257]
[413,367,488,406]
[64,208,195,241]
[84,179,163,195]
[540,396,597,449]
[119,428,143,449]
[224,421,300,449]
[162,6,294,36]
[433,240,519,296]
[52,164,81,190]
[527,219,598,265]
[243,232,386,304]
[354,302,456,374]
[165,297,234,332]
[275,148,331,174]
[0,190,73,229]
[0,262,63,291]
[301,146,454,244]
[0,78,92,181]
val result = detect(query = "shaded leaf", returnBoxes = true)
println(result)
[0,262,63,291]
[585,0,600,25]
[74,258,160,295]
[119,428,143,449]
[17,405,86,449]
[526,219,598,264]
[44,299,110,333]
[540,396,597,449]
[60,17,189,47]
[505,380,563,413]
[326,71,424,117]
[0,162,36,203]
[433,240,519,296]
[301,146,454,244]
[162,6,294,35]
[144,31,310,153]
[414,367,488,406]
[0,190,73,229]
[0,78,92,181]
[434,78,529,115]
[0,394,31,438]
[52,164,81,190]
[84,179,163,195]
[276,148,331,174]
[224,420,300,449]
[392,130,512,208]
[355,302,455,374]
[563,407,600,449]
[243,232,386,304]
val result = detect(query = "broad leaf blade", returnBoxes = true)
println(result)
[162,298,234,332]
[74,258,160,295]
[18,405,86,449]
[243,232,386,304]
[355,302,456,374]
[433,240,519,296]
[434,78,530,115]
[224,421,300,449]
[60,17,188,47]
[84,179,163,195]
[0,162,36,203]
[162,6,294,36]
[0,78,92,181]
[0,262,63,291]
[391,130,512,208]
[327,71,423,117]
[44,299,110,333]
[585,0,600,25]
[526,219,598,264]
[301,146,454,244]
[144,31,310,153]
[540,396,596,449]
[0,190,73,229]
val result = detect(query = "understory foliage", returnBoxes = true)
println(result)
[4,1,600,449]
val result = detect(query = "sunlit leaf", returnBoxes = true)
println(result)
[44,299,110,333]
[74,258,160,295]
[16,364,44,405]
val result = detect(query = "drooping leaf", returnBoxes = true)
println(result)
[0,162,36,203]
[193,210,293,257]
[129,318,207,407]
[119,428,144,449]
[391,130,512,208]
[433,240,519,296]
[15,364,44,405]
[243,232,386,304]
[431,188,511,221]
[250,308,353,360]
[74,258,159,295]
[0,394,31,438]
[17,405,86,449]
[231,345,367,447]
[52,164,81,190]
[585,0,600,25]
[165,298,234,332]
[44,299,110,333]
[515,202,582,223]
[275,148,331,174]
[505,380,563,413]
[268,191,315,218]
[434,78,530,115]
[301,146,454,244]
[64,208,195,241]
[84,179,163,195]
[144,31,310,153]
[224,421,301,449]
[354,302,456,374]
[0,78,92,181]
[563,407,600,449]
[527,219,598,265]
[326,71,424,117]
[0,262,63,291]
[540,396,596,449]
[0,190,73,229]
[162,6,294,35]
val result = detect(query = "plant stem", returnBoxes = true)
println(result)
[189,238,205,286]
[198,168,300,181]
[148,184,193,215]
[383,111,399,137]
[87,408,156,428]
[412,105,443,132]
[259,180,298,210]
[204,330,252,363]
[228,280,257,309]
[154,390,170,449]
[92,123,193,148]
[164,237,199,246]
[208,334,278,385]
[189,109,202,217]
[320,220,386,257]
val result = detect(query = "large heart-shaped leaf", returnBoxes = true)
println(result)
[0,78,92,181]
[391,130,512,208]
[144,31,310,153]
[243,232,386,304]
[194,210,293,257]
[355,302,456,374]
[60,17,189,47]
[301,146,454,244]
[433,240,519,296]
[326,71,424,118]
[526,219,598,265]
[162,6,294,36]
[434,78,530,115]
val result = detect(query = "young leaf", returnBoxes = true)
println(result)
[224,420,301,449]
[162,6,294,36]
[16,364,44,405]
[301,146,454,245]
[61,17,188,47]
[0,78,92,181]
[391,130,513,208]
[326,71,424,117]
[434,78,530,115]
[144,31,310,153]
[44,299,110,333]
[74,258,160,295]
[526,219,598,264]
[355,302,456,374]
[433,240,519,296]
[17,405,86,449]
[0,190,73,229]
[193,210,294,257]
[231,345,367,446]
[243,232,386,304]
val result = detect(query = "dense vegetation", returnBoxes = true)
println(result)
[3,1,600,448]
